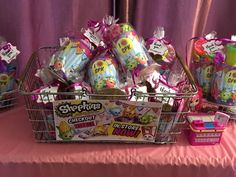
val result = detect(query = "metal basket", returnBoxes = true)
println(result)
[19,47,197,144]
[0,90,17,110]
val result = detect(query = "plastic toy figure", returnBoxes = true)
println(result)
[189,87,203,112]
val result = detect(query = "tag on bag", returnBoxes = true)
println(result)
[148,40,168,56]
[83,28,100,46]
[202,40,223,55]
[0,43,20,63]
[37,86,58,104]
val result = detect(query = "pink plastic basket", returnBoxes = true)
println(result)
[188,120,224,145]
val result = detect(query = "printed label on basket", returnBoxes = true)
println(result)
[148,40,168,56]
[155,80,177,106]
[37,86,58,104]
[53,100,162,142]
[0,43,20,63]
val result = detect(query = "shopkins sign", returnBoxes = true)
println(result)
[108,122,142,138]
[55,100,104,117]
[53,100,162,142]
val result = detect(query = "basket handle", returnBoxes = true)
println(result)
[176,52,196,86]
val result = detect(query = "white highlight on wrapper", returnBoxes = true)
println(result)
[231,35,236,41]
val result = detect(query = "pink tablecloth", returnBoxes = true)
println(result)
[0,102,236,177]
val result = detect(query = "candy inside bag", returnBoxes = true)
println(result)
[145,27,176,78]
[193,31,224,60]
[98,21,163,96]
[0,39,19,96]
[48,39,93,83]
[86,16,154,83]
[191,31,225,96]
[111,30,152,76]
[0,61,16,94]
[88,53,120,92]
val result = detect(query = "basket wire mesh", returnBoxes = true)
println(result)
[0,89,17,111]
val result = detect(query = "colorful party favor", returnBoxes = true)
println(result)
[50,39,93,82]
[88,56,120,92]
[211,56,236,106]
[0,62,16,94]
[112,31,150,75]
[192,32,224,96]
[0,40,19,96]
[146,27,176,78]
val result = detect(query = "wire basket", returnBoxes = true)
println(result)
[0,90,17,110]
[0,70,18,111]
[19,47,197,144]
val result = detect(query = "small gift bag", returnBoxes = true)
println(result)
[0,38,20,109]
[211,41,236,106]
[111,24,153,79]
[191,32,224,97]
[85,16,153,83]
[88,55,120,92]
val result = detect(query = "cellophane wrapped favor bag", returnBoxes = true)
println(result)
[0,37,20,108]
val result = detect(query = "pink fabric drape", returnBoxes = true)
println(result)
[134,0,236,66]
[0,0,110,73]
[1,0,236,72]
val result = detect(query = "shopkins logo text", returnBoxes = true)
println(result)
[111,122,141,138]
[55,101,103,117]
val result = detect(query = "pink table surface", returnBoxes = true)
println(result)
[0,102,236,177]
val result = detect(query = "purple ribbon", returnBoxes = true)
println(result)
[213,52,224,64]
[0,60,7,72]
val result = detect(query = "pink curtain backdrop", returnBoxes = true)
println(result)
[1,0,236,72]
[0,0,110,73]
[134,0,236,66]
